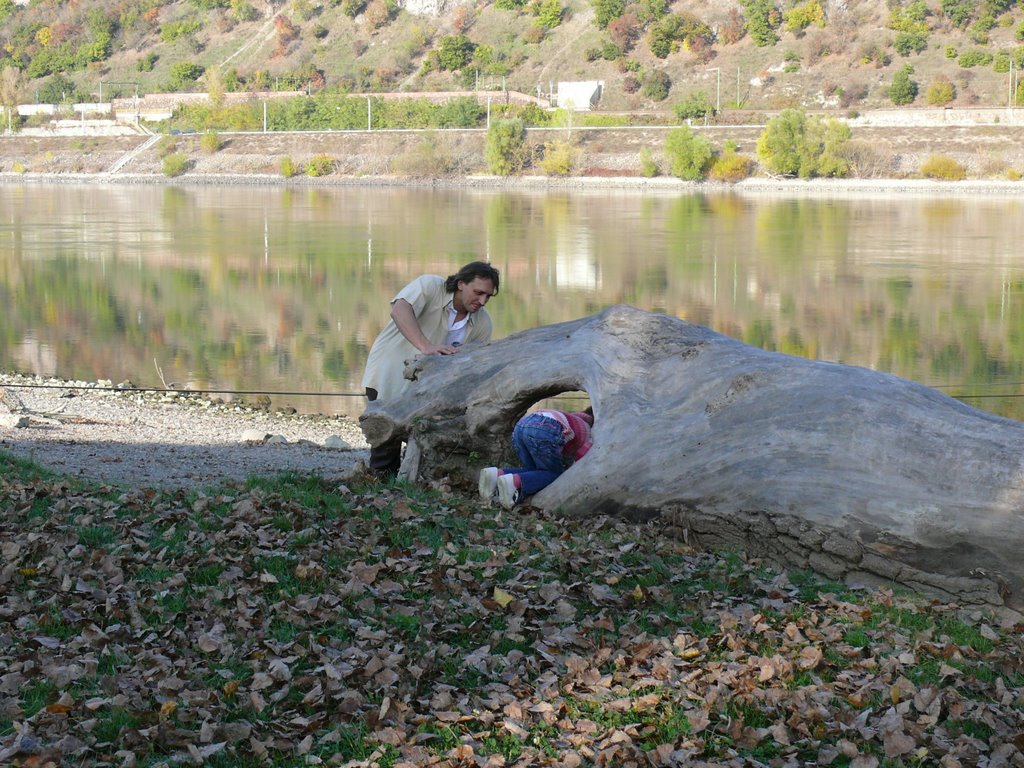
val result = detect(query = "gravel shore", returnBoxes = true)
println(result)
[0,372,370,489]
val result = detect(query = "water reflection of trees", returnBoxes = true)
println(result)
[2,185,1024,418]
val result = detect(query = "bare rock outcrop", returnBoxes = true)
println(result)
[361,305,1024,607]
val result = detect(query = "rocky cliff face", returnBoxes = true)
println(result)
[399,0,454,16]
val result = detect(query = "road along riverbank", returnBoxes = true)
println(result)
[2,124,1024,189]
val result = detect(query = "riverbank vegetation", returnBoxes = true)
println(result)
[2,450,1023,766]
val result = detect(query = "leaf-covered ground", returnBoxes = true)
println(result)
[2,451,1023,768]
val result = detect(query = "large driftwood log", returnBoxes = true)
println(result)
[360,305,1024,607]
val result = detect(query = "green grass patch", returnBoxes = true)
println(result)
[20,679,58,718]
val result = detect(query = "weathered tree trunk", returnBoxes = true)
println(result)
[361,305,1024,608]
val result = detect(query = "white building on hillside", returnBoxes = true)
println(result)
[555,81,603,111]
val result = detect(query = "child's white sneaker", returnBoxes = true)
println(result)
[496,474,521,509]
[478,467,499,500]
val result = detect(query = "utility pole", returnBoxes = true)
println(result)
[707,68,720,113]
[1011,60,1016,109]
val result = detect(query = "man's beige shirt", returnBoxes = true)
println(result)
[361,274,493,401]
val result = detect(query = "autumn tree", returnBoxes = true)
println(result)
[1,65,23,132]
[452,5,474,33]
[719,8,745,43]
[783,0,824,35]
[365,0,394,29]
[926,76,956,105]
[273,15,299,58]
[206,66,225,110]
[608,13,639,52]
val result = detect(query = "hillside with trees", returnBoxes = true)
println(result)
[1,0,1023,116]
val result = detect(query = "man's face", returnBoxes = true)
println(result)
[454,277,495,314]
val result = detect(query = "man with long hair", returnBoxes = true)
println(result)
[362,261,500,479]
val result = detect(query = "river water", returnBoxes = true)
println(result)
[2,182,1024,418]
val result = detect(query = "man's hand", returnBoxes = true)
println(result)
[420,343,458,355]
[390,299,459,355]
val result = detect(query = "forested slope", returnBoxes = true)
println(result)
[1,0,1023,114]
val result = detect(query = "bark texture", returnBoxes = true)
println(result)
[360,305,1024,607]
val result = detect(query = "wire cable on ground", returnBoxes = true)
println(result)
[0,381,593,401]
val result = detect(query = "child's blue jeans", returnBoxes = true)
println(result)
[503,414,566,496]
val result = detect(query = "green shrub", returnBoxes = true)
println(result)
[639,0,668,23]
[160,19,201,44]
[639,147,659,177]
[925,78,956,106]
[12,161,25,174]
[539,139,577,176]
[664,125,714,180]
[232,0,260,21]
[673,91,714,121]
[601,41,622,60]
[592,0,626,29]
[306,154,336,177]
[1007,168,1022,181]
[641,69,672,101]
[169,62,205,90]
[756,108,851,179]
[784,0,824,33]
[969,21,991,44]
[741,0,781,46]
[889,65,918,105]
[157,136,179,158]
[894,31,928,56]
[391,133,463,177]
[280,157,301,177]
[162,152,190,177]
[710,149,754,182]
[647,13,714,59]
[959,50,993,67]
[200,131,222,154]
[485,119,528,175]
[535,0,563,29]
[37,74,79,105]
[436,35,476,70]
[920,154,966,180]
[942,0,974,28]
